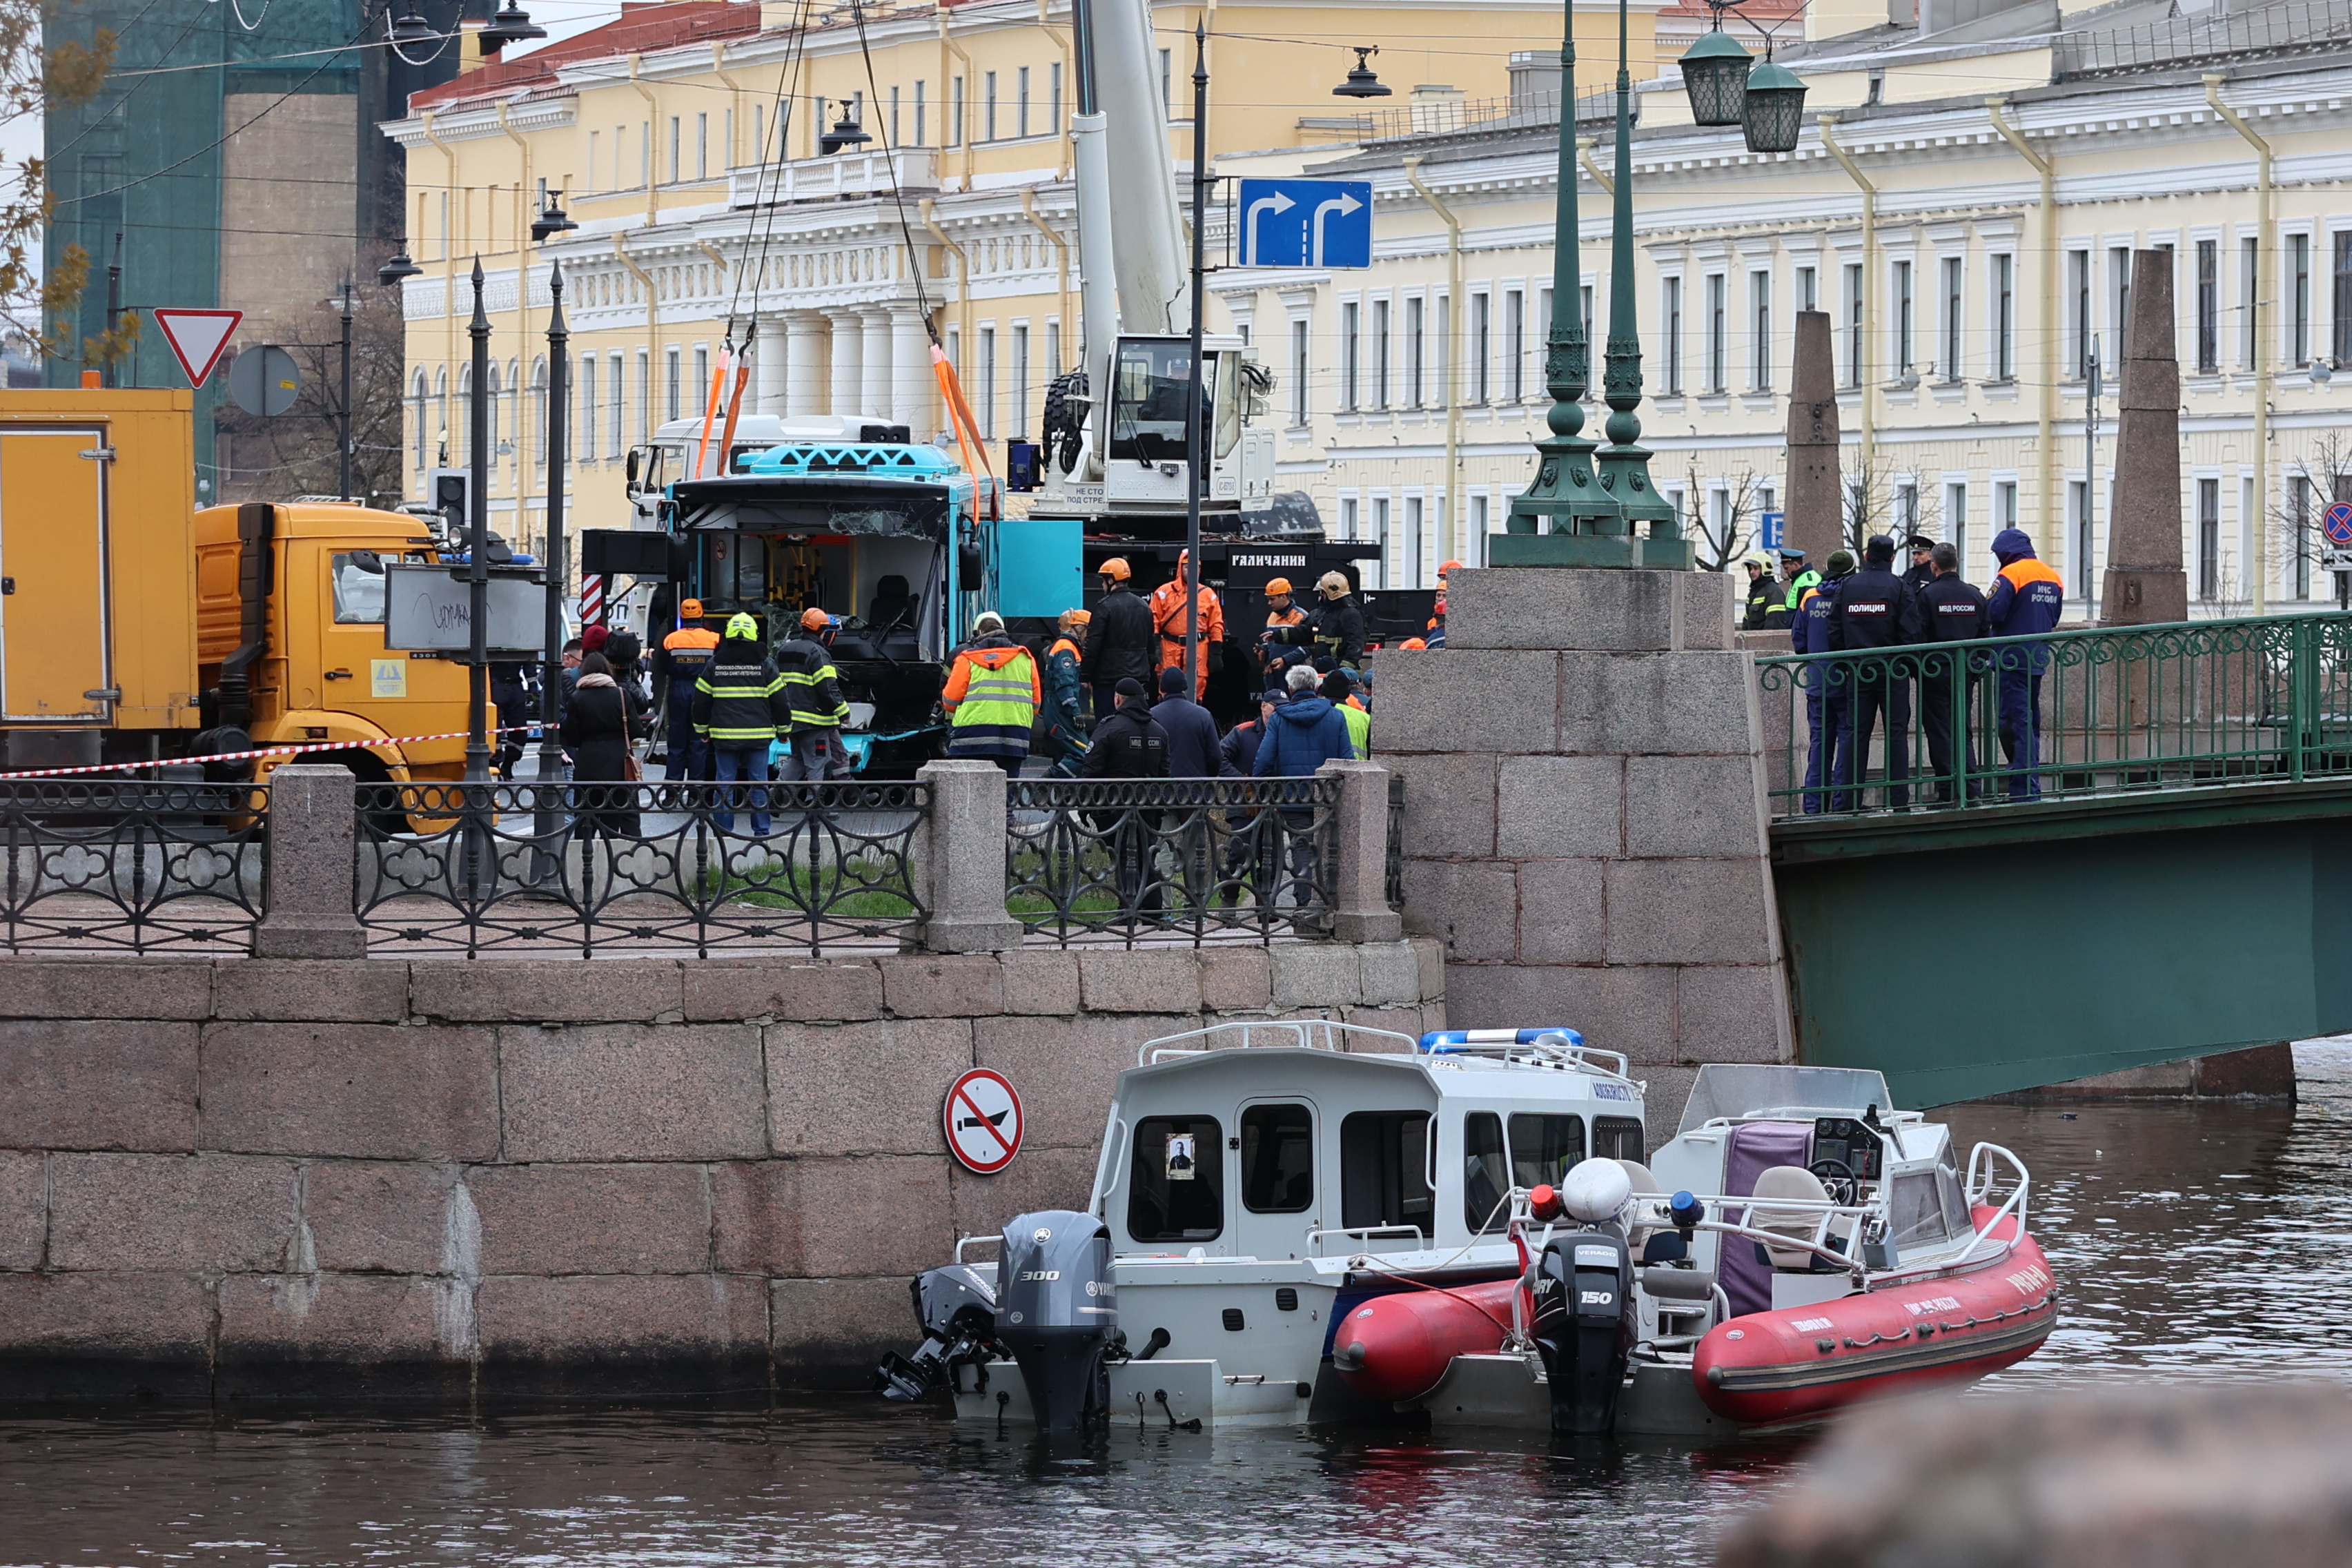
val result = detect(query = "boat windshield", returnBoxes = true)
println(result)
[1676,1065,1897,1136]
[1108,338,1213,465]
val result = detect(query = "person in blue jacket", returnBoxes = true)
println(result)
[1253,664,1355,922]
[1792,549,1855,814]
[1984,527,2066,798]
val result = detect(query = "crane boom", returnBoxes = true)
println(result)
[1081,0,1188,338]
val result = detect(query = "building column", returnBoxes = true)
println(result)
[861,306,893,422]
[891,306,934,440]
[753,316,789,416]
[785,313,824,418]
[827,311,863,419]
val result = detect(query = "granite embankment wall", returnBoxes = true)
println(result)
[0,943,1443,1403]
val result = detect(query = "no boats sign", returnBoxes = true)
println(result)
[944,1068,1024,1175]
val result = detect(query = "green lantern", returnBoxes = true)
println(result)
[1680,29,1753,128]
[1741,58,1808,153]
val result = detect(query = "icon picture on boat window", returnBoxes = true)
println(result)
[1166,1133,1198,1181]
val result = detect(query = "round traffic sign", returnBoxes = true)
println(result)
[2324,500,2352,547]
[944,1068,1023,1175]
[228,344,300,416]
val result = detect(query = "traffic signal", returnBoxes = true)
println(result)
[428,467,470,525]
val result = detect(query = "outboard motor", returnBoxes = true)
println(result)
[994,1210,1117,1433]
[1532,1159,1637,1436]
[875,1262,999,1401]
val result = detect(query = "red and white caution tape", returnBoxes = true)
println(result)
[0,725,538,781]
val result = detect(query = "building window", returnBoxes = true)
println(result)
[1017,66,1030,138]
[1580,283,1594,355]
[2197,478,2221,599]
[1407,296,1425,406]
[1048,318,1063,377]
[2109,246,2133,366]
[1341,302,1360,409]
[2291,474,2313,598]
[1663,276,1683,394]
[2071,478,2093,589]
[1160,49,1173,114]
[1895,480,1918,532]
[578,355,597,460]
[1505,288,1525,401]
[613,353,627,451]
[696,113,708,179]
[2196,239,2220,373]
[1371,496,1391,588]
[1993,253,2015,380]
[665,347,681,423]
[1995,478,2017,529]
[669,116,681,183]
[985,70,999,141]
[2332,233,2352,367]
[2242,235,2260,369]
[2291,233,2312,365]
[1372,299,1391,409]
[1290,317,1310,426]
[1893,259,1914,377]
[890,87,901,148]
[634,349,649,442]
[587,131,600,193]
[1471,293,1491,404]
[1340,496,1359,541]
[950,76,963,147]
[978,325,997,439]
[1705,273,1726,393]
[1051,63,1064,128]
[1011,324,1030,436]
[914,80,927,146]
[2069,248,2091,378]
[692,346,709,415]
[1939,256,1962,380]
[753,103,765,161]
[1945,481,1966,563]
[1751,268,1771,390]
[1843,262,1863,386]
[1471,491,1489,540]
[1404,495,1424,589]
[1796,264,1816,313]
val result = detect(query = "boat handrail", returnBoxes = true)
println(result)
[1137,1018,1418,1066]
[1692,1108,1926,1131]
[1088,1115,1130,1216]
[1306,1224,1427,1257]
[1952,1141,2032,1268]
[953,1234,1002,1264]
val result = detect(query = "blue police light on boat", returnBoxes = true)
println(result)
[1416,1027,1587,1054]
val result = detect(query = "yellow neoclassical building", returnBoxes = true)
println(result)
[383,0,1669,553]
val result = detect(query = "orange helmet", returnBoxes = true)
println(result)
[1401,637,1427,649]
[1438,559,1463,578]
[1060,607,1091,627]
[678,598,704,620]
[1264,576,1293,597]
[1099,557,1132,581]
[800,607,832,631]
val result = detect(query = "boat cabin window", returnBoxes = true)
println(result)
[1888,1170,1952,1250]
[1340,1111,1432,1240]
[1128,1115,1224,1243]
[1240,1104,1314,1214]
[1594,1115,1645,1163]
[1464,1112,1510,1233]
[1937,1157,1972,1237]
[1508,1113,1587,1190]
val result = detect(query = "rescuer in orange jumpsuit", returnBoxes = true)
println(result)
[1149,549,1224,699]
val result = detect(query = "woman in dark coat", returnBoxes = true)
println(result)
[558,652,641,839]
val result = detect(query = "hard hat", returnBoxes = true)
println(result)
[1316,571,1350,598]
[1746,553,1771,571]
[725,612,760,640]
[1060,607,1091,626]
[800,607,832,631]
[1264,576,1293,596]
[679,597,704,620]
[1100,557,1132,581]
[1400,636,1427,649]
[1438,559,1462,577]
[972,611,1005,634]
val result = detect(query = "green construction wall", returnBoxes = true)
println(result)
[1776,818,2352,1108]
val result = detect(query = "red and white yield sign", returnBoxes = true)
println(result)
[151,308,242,388]
[944,1068,1023,1174]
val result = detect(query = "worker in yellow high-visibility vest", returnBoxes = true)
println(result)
[941,610,1042,774]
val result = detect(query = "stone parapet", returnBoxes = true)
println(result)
[0,940,1443,1402]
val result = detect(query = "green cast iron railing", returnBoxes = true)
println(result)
[1752,613,2352,820]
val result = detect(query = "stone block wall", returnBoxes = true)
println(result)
[0,944,1442,1404]
[1378,566,1793,1122]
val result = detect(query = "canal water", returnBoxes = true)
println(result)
[9,1041,2351,1568]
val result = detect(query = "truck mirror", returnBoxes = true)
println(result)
[625,449,641,490]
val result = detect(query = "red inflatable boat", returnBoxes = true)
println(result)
[1331,1278,1521,1404]
[1692,1209,2057,1426]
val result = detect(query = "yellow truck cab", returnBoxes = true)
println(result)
[0,387,473,781]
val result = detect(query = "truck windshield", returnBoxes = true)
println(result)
[1108,340,1213,464]
[331,552,386,623]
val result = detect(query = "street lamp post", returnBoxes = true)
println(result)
[533,260,571,875]
[337,280,355,500]
[464,258,493,784]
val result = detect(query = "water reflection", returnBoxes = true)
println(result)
[4,1041,2346,1568]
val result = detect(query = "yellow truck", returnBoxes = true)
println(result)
[0,387,473,781]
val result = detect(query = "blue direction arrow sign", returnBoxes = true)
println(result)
[2324,500,2352,547]
[1235,178,1373,268]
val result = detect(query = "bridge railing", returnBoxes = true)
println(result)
[1752,612,2352,819]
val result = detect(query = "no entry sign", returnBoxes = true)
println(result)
[944,1068,1023,1175]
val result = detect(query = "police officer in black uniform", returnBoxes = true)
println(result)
[1914,542,1990,804]
[1900,533,1938,594]
[1826,534,1924,810]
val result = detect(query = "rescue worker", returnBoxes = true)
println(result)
[1778,547,1819,623]
[1259,577,1308,680]
[1826,535,1925,812]
[775,607,853,781]
[1400,637,1428,649]
[1082,557,1154,723]
[1741,554,1778,629]
[1985,527,2066,799]
[941,610,1041,775]
[1428,559,1462,647]
[1793,549,1854,813]
[1041,608,1090,777]
[1149,549,1225,700]
[1081,678,1171,914]
[1322,669,1370,758]
[1268,571,1366,670]
[651,598,721,783]
[1914,542,1990,804]
[691,613,790,835]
